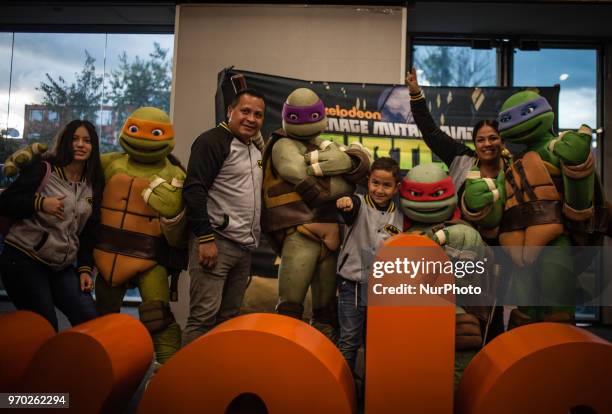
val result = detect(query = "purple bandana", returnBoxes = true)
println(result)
[282,100,326,125]
[497,96,552,131]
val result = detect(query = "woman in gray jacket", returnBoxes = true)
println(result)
[0,120,103,331]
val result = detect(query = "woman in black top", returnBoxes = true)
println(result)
[405,68,507,201]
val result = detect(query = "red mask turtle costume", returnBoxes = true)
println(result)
[400,163,494,387]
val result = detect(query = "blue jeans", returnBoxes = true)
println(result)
[0,245,98,331]
[337,278,367,372]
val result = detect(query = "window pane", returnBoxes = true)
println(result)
[513,48,597,130]
[0,32,175,187]
[30,109,43,121]
[102,34,174,152]
[0,33,21,188]
[413,45,497,87]
[11,32,106,145]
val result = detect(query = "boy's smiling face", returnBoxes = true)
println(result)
[368,169,399,207]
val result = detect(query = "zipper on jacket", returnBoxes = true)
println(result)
[338,253,350,272]
[64,181,78,265]
[248,144,257,246]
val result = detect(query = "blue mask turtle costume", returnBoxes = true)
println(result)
[465,90,605,327]
[261,87,371,339]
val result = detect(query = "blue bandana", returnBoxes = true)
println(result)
[497,96,552,132]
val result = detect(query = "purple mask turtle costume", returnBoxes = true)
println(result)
[260,88,371,339]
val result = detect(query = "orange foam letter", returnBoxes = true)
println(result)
[366,234,455,413]
[21,314,153,413]
[138,313,355,414]
[457,322,612,413]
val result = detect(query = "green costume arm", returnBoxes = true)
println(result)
[342,142,372,185]
[432,223,486,261]
[550,126,595,219]
[141,167,185,219]
[304,140,370,185]
[550,127,591,165]
[145,164,187,246]
[303,141,352,177]
[2,147,123,180]
[272,138,309,185]
[2,143,48,177]
[160,208,187,248]
[273,138,355,206]
[462,167,505,231]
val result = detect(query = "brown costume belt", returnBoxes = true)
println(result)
[261,199,339,233]
[97,224,164,260]
[500,200,563,233]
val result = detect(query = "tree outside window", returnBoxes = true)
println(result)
[412,45,497,87]
[0,33,174,165]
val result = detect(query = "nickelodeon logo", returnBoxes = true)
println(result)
[325,105,382,120]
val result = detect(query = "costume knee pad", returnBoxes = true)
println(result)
[139,300,175,333]
[275,301,304,320]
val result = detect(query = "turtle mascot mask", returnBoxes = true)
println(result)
[400,163,458,224]
[119,106,175,163]
[282,88,328,140]
[497,90,554,145]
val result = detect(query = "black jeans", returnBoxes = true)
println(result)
[0,244,97,331]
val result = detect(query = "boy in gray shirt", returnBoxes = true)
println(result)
[336,157,403,371]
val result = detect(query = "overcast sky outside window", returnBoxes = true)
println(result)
[0,32,173,138]
[413,45,597,132]
[513,48,597,130]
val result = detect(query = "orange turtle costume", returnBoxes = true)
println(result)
[93,107,187,364]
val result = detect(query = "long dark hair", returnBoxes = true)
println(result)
[48,119,104,196]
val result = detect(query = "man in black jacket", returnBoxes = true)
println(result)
[182,89,265,345]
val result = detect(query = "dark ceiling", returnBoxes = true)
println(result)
[1,1,612,38]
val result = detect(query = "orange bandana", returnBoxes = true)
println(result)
[122,117,175,141]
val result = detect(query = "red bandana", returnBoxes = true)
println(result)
[400,176,455,202]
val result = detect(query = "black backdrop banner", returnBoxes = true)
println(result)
[216,68,560,170]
